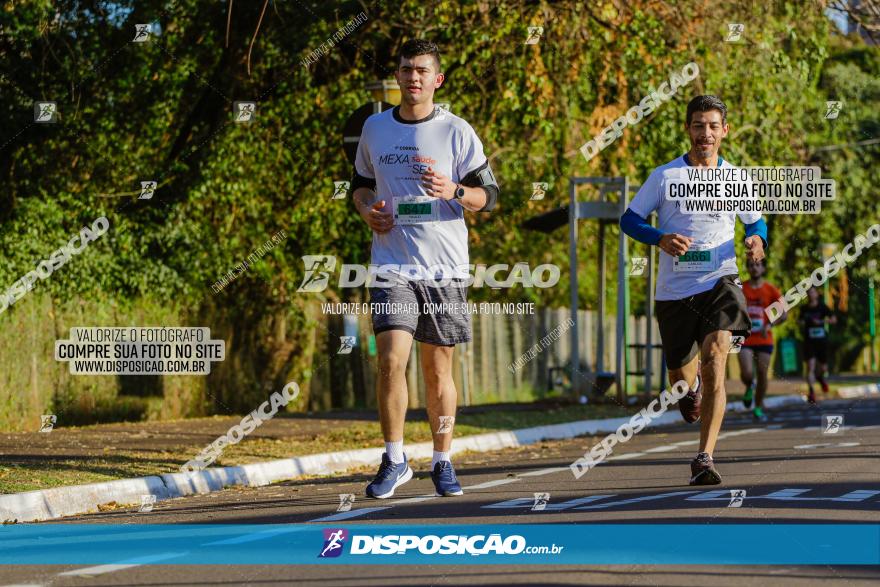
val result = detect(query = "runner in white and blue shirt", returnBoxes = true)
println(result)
[620,95,767,486]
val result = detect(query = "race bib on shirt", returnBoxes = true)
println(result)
[393,195,438,225]
[673,246,718,272]
[747,306,764,333]
[808,327,826,339]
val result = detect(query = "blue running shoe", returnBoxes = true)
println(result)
[431,460,464,497]
[365,453,412,499]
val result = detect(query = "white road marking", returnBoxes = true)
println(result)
[393,495,437,504]
[689,488,880,503]
[543,496,615,511]
[575,491,700,510]
[518,467,569,477]
[58,552,186,577]
[606,452,645,460]
[60,565,141,577]
[794,442,860,450]
[643,445,680,453]
[465,478,520,490]
[600,428,763,464]
[718,427,763,438]
[482,495,617,510]
[308,506,390,522]
[686,490,740,501]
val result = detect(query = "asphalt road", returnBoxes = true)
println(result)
[2,397,878,586]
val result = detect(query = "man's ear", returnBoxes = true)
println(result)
[435,72,445,88]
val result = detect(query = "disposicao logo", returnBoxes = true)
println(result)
[319,528,348,558]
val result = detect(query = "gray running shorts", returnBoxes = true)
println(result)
[369,278,472,346]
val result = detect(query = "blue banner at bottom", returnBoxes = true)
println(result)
[1,524,878,565]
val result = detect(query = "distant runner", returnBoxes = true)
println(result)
[800,287,837,404]
[739,258,785,421]
[620,95,768,485]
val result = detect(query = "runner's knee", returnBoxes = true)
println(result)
[378,352,408,376]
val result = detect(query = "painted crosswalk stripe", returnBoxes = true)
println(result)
[833,490,880,502]
[482,494,617,510]
[575,491,699,510]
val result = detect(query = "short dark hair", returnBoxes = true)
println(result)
[747,257,766,268]
[686,95,727,125]
[398,39,441,71]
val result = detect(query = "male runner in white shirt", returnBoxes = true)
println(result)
[351,39,498,498]
[620,95,767,485]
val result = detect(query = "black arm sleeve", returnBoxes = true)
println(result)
[460,161,499,212]
[351,170,376,192]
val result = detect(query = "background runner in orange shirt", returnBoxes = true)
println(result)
[739,259,785,421]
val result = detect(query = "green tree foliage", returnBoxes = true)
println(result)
[0,0,876,424]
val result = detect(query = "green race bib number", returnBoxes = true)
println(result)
[808,327,826,339]
[394,195,438,225]
[673,249,716,272]
[398,203,432,215]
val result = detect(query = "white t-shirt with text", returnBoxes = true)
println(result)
[355,106,488,281]
[628,155,761,301]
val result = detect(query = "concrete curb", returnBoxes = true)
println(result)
[837,382,879,399]
[0,392,812,523]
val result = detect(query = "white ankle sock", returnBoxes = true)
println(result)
[385,441,404,464]
[431,450,451,468]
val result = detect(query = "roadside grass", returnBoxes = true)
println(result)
[0,401,634,494]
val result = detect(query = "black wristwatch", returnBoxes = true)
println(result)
[454,185,465,200]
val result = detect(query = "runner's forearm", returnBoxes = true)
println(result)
[353,186,377,216]
[458,185,488,212]
[620,208,663,246]
[744,218,768,250]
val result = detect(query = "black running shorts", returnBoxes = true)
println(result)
[655,274,751,369]
[803,339,828,363]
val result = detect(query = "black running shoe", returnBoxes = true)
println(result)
[807,389,817,405]
[678,376,702,424]
[689,452,722,485]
